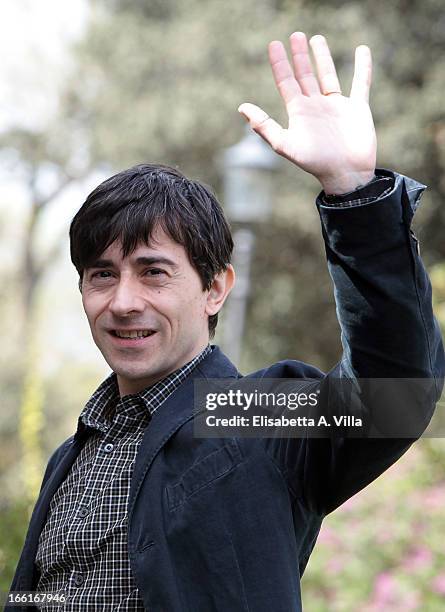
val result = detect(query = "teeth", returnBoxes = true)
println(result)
[115,330,153,338]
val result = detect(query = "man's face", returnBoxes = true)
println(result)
[81,226,231,396]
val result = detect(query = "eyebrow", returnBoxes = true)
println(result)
[87,256,179,270]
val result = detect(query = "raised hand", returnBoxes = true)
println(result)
[238,32,377,194]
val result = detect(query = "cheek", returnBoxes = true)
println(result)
[82,298,93,323]
[188,295,210,330]
[186,288,208,312]
[169,290,208,326]
[83,295,105,327]
[82,295,111,337]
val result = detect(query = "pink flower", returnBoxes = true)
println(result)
[376,528,393,544]
[423,485,445,511]
[326,556,344,575]
[412,521,424,536]
[431,574,445,596]
[402,546,433,572]
[364,584,420,612]
[373,572,397,603]
[318,525,341,546]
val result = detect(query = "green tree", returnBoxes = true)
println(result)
[68,0,445,371]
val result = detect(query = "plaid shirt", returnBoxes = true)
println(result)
[35,344,211,611]
[322,173,393,207]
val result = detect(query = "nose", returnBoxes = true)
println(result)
[108,276,146,317]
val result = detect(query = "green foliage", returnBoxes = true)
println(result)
[302,442,445,610]
[69,0,445,371]
[2,0,445,605]
[18,359,44,505]
[0,500,32,592]
[431,262,445,332]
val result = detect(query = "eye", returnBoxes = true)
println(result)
[145,268,166,277]
[92,270,113,279]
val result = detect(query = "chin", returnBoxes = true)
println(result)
[115,365,157,380]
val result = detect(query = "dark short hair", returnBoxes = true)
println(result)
[69,163,233,338]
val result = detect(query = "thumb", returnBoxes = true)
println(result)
[238,103,283,152]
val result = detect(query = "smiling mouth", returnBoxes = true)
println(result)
[111,329,156,339]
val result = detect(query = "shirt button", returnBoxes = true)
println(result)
[103,442,114,453]
[78,506,89,518]
[73,573,84,586]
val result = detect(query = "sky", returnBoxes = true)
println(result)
[0,0,111,377]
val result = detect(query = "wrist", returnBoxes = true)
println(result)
[320,170,376,196]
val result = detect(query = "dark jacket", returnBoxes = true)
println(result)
[7,170,445,611]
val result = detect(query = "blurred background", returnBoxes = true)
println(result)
[1,0,445,609]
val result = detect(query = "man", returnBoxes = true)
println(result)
[7,32,444,611]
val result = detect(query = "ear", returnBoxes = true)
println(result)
[205,265,235,316]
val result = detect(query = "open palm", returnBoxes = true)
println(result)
[239,32,377,194]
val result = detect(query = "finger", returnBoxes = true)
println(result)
[238,103,284,152]
[350,45,372,102]
[268,40,302,107]
[309,35,342,95]
[289,31,321,96]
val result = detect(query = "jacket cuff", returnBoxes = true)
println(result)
[317,168,427,220]
[315,170,428,258]
[320,169,393,207]
[320,174,394,208]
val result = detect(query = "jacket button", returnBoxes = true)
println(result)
[103,443,114,453]
[73,573,84,586]
[78,506,89,518]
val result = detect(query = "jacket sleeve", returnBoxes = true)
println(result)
[262,169,445,516]
[5,436,74,605]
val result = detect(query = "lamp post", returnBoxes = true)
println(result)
[220,126,279,365]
